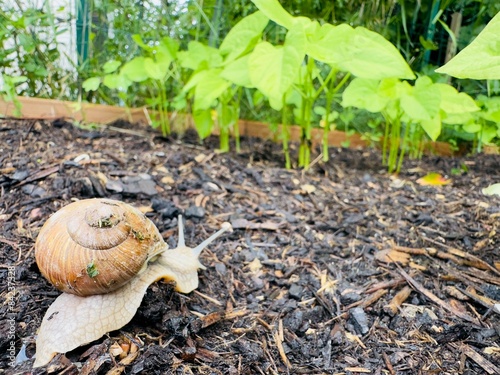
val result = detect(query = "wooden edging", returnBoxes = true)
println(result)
[0,96,457,156]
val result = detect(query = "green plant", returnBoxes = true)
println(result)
[83,36,180,136]
[0,74,27,116]
[454,95,500,152]
[342,75,479,172]
[0,1,74,99]
[178,10,268,152]
[436,11,500,80]
[247,0,415,169]
[436,11,500,152]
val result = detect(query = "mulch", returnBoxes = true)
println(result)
[0,117,499,375]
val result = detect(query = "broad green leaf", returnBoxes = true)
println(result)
[220,55,253,87]
[463,123,482,133]
[103,60,121,74]
[192,69,231,110]
[155,49,173,69]
[400,76,441,121]
[178,41,222,70]
[193,109,214,139]
[306,23,352,66]
[343,27,415,79]
[251,0,295,29]
[419,115,442,141]
[442,112,474,125]
[482,183,500,196]
[159,36,179,59]
[143,58,164,80]
[481,124,498,143]
[249,22,306,110]
[436,83,480,114]
[103,74,132,91]
[435,11,500,79]
[219,11,269,63]
[342,78,389,113]
[82,77,100,91]
[183,70,209,93]
[307,24,415,79]
[476,95,500,122]
[154,37,178,67]
[378,78,403,100]
[121,57,149,82]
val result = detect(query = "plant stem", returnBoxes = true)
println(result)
[234,87,242,153]
[388,115,401,173]
[301,58,315,169]
[322,74,337,162]
[281,97,291,169]
[396,122,411,173]
[381,112,390,166]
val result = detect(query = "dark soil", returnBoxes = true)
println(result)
[1,118,499,375]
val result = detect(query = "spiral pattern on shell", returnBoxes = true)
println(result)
[35,198,165,296]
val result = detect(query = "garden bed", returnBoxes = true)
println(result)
[1,118,499,374]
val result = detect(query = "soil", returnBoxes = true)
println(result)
[0,118,499,375]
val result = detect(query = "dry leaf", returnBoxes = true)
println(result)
[482,183,500,196]
[247,258,262,273]
[416,172,451,186]
[194,153,207,163]
[484,347,500,355]
[301,184,316,194]
[161,175,175,185]
[374,249,410,265]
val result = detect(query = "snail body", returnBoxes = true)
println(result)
[34,198,231,368]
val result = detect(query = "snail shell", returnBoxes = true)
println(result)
[35,199,166,297]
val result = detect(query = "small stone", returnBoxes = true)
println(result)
[12,169,29,181]
[349,307,369,335]
[214,262,227,276]
[185,205,205,219]
[22,184,46,198]
[340,291,362,305]
[52,177,66,190]
[288,284,303,300]
[203,181,221,192]
[106,179,124,193]
[122,178,157,196]
[160,204,181,220]
[151,198,170,211]
[284,309,304,332]
[362,173,373,182]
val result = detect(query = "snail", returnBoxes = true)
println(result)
[33,198,231,368]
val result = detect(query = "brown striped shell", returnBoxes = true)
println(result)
[35,198,166,296]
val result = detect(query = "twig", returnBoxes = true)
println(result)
[383,286,412,316]
[382,351,396,375]
[449,343,500,374]
[396,267,480,325]
[273,320,291,369]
